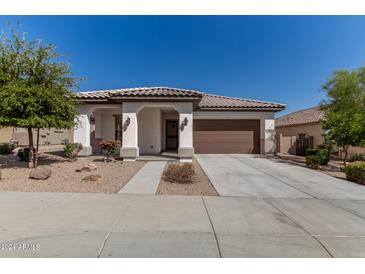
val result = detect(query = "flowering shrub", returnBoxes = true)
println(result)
[99,140,120,159]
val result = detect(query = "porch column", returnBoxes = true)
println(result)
[74,113,92,156]
[120,111,139,161]
[260,118,276,154]
[178,110,194,163]
[93,110,103,153]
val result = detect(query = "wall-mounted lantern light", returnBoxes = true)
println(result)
[123,116,131,131]
[180,117,188,131]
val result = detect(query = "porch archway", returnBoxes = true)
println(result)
[137,105,179,155]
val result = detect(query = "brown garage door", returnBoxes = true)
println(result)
[193,119,260,154]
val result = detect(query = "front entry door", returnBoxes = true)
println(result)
[166,121,178,150]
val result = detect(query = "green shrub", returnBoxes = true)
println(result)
[317,149,330,165]
[64,143,83,159]
[163,163,195,184]
[306,155,320,169]
[305,148,330,165]
[0,143,16,154]
[343,162,365,185]
[17,147,34,161]
[317,144,333,154]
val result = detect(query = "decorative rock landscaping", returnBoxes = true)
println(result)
[29,166,52,180]
[0,152,145,193]
[76,163,98,172]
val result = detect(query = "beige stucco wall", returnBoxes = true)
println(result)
[339,146,365,160]
[0,127,14,143]
[11,128,73,146]
[276,123,325,154]
[96,108,122,140]
[278,135,297,155]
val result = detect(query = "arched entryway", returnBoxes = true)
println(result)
[137,106,179,155]
[120,101,194,161]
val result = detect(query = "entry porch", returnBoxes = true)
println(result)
[73,102,194,162]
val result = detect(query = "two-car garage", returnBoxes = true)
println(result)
[193,119,261,154]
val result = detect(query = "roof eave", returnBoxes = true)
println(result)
[109,96,202,100]
[276,120,323,127]
[75,97,203,103]
[197,107,285,111]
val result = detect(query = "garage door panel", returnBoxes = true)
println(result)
[193,120,260,154]
[194,131,254,153]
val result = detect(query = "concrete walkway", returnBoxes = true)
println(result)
[1,191,365,257]
[119,161,166,194]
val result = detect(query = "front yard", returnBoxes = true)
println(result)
[0,152,145,193]
[0,148,218,196]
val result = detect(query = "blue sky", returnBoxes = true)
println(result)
[1,16,365,116]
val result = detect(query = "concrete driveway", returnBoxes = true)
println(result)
[195,154,365,200]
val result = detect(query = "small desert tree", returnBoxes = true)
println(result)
[321,68,365,165]
[322,110,365,165]
[0,26,79,168]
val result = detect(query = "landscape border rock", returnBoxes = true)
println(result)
[29,167,52,180]
[82,174,102,181]
[75,163,98,172]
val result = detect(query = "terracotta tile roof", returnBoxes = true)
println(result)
[276,106,325,127]
[198,94,285,110]
[76,87,285,111]
[76,87,203,99]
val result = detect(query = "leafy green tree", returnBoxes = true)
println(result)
[322,110,365,165]
[0,26,79,167]
[322,68,365,114]
[321,68,365,164]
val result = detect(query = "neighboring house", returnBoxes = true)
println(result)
[74,87,285,162]
[276,106,325,155]
[276,106,365,159]
[0,127,73,146]
[0,127,13,143]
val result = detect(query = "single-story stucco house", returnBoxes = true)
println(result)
[74,87,285,162]
[276,106,325,155]
[276,106,365,159]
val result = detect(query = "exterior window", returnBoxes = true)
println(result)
[115,116,123,141]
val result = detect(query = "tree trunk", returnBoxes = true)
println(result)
[34,128,40,168]
[27,128,34,169]
[343,145,349,166]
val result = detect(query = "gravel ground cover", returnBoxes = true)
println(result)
[0,152,145,193]
[156,158,218,196]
